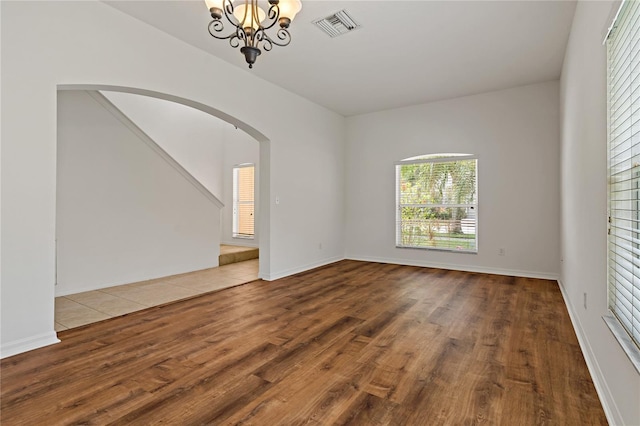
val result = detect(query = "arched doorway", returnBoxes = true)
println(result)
[55,85,270,324]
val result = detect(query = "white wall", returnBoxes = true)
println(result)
[560,1,640,424]
[221,126,260,247]
[101,91,260,247]
[0,0,345,357]
[345,81,561,279]
[101,91,226,199]
[56,91,220,296]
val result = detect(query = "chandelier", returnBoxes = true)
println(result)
[204,0,302,69]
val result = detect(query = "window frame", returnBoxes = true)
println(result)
[395,154,478,253]
[605,0,640,374]
[232,163,255,240]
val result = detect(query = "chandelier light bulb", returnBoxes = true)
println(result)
[233,3,266,30]
[205,0,225,18]
[204,0,224,10]
[278,0,302,22]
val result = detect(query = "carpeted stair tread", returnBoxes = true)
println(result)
[219,245,259,266]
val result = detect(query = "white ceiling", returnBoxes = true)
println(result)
[104,0,577,116]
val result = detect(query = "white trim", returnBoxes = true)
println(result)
[261,254,559,282]
[88,91,224,209]
[400,203,476,209]
[346,255,559,281]
[232,163,255,238]
[605,0,640,355]
[233,163,254,169]
[396,154,478,166]
[0,332,60,359]
[232,234,255,240]
[603,313,640,374]
[259,256,343,281]
[557,279,622,426]
[603,0,625,45]
[395,246,477,255]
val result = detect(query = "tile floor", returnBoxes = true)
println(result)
[55,259,259,331]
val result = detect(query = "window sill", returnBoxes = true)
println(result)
[233,235,255,240]
[603,314,640,374]
[396,245,478,254]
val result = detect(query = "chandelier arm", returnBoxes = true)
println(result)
[208,20,237,40]
[221,0,237,25]
[256,31,273,51]
[259,28,292,48]
[235,27,250,48]
[229,33,241,48]
[259,3,280,31]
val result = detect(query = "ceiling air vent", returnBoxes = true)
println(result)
[312,9,361,38]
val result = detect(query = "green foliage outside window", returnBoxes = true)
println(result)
[397,158,477,251]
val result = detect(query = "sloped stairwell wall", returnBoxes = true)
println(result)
[101,91,260,248]
[56,90,222,296]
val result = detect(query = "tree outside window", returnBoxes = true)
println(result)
[396,155,477,252]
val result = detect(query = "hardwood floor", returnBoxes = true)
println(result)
[1,261,606,425]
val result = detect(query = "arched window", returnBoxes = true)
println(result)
[395,153,477,252]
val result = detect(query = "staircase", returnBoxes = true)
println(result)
[219,245,259,266]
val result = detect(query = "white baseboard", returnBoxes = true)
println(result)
[260,256,343,281]
[260,255,558,282]
[556,279,621,426]
[346,255,560,281]
[1,332,60,359]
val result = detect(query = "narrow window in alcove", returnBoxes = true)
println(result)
[233,163,255,238]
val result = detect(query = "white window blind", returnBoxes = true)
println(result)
[233,164,255,238]
[607,0,640,351]
[396,155,477,252]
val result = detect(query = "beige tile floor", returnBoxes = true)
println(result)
[55,259,259,331]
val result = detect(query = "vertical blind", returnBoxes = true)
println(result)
[608,0,640,349]
[396,156,477,252]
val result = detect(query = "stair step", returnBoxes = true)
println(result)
[219,246,259,266]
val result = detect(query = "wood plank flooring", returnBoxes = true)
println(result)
[0,260,607,425]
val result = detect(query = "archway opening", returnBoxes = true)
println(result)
[54,85,270,330]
